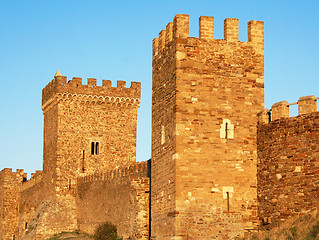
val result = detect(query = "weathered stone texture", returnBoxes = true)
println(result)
[152,14,264,239]
[76,161,150,240]
[20,195,78,240]
[258,98,319,228]
[18,171,45,239]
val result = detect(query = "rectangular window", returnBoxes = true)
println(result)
[161,126,165,145]
[82,150,85,173]
[226,192,230,212]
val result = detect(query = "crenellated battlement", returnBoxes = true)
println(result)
[42,74,141,109]
[20,170,43,192]
[258,95,319,124]
[0,168,43,192]
[153,14,264,58]
[77,161,149,184]
[0,168,27,182]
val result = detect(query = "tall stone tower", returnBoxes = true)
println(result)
[42,73,141,197]
[151,15,264,239]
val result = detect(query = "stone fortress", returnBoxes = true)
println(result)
[0,14,319,240]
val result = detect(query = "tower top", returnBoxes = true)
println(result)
[55,70,61,77]
[153,14,264,58]
[42,75,141,111]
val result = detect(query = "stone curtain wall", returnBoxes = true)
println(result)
[18,172,45,239]
[258,96,319,228]
[76,161,150,240]
[152,14,264,239]
[19,196,78,240]
[17,171,77,240]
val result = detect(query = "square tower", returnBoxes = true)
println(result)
[0,169,26,240]
[151,15,264,239]
[42,74,141,197]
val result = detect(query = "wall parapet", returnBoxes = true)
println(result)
[42,75,141,109]
[77,161,149,184]
[153,14,264,58]
[20,170,43,192]
[258,95,319,124]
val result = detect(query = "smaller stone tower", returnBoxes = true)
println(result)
[41,72,141,197]
[0,168,26,240]
[152,15,264,239]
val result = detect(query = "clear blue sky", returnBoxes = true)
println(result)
[1,0,318,176]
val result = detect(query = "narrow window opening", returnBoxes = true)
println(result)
[95,142,99,155]
[225,122,228,139]
[161,126,165,145]
[23,177,27,182]
[82,150,85,173]
[226,192,230,212]
[25,222,28,229]
[91,142,95,155]
[69,179,71,190]
[13,235,15,240]
[220,119,234,139]
[91,142,99,155]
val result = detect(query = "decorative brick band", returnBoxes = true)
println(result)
[42,92,140,112]
[42,75,141,107]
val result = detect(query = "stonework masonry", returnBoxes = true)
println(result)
[258,96,319,228]
[0,14,318,240]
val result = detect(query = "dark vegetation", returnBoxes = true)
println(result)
[47,230,93,239]
[47,222,122,240]
[49,211,319,240]
[94,222,122,240]
[241,210,319,240]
